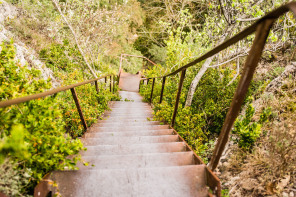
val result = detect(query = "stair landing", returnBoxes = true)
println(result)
[38,91,220,196]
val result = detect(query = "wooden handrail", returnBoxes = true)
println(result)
[0,74,116,134]
[0,74,112,108]
[139,2,296,171]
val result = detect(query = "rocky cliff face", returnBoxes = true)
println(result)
[0,0,59,88]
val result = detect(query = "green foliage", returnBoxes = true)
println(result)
[0,125,29,164]
[0,158,31,197]
[0,41,85,193]
[1,33,121,194]
[61,79,120,138]
[39,41,121,137]
[140,66,239,162]
[39,40,82,72]
[221,189,229,197]
[233,102,271,150]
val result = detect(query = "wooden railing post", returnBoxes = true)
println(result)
[139,79,142,91]
[113,75,115,93]
[149,78,155,103]
[94,81,99,94]
[70,88,87,130]
[208,19,274,171]
[147,78,150,85]
[159,76,166,104]
[110,76,112,92]
[171,69,186,127]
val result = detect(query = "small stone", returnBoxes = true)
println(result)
[241,178,258,191]
[290,191,294,197]
[283,192,289,197]
[223,162,230,168]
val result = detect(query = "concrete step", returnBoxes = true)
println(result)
[110,105,151,108]
[107,107,151,110]
[81,142,187,156]
[88,125,170,132]
[102,114,153,118]
[104,112,153,116]
[101,114,153,121]
[81,135,179,145]
[98,117,152,122]
[109,109,152,112]
[77,152,194,169]
[51,165,208,197]
[93,121,162,126]
[83,129,174,138]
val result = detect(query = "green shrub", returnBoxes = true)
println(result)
[0,40,85,193]
[0,125,29,164]
[140,67,239,162]
[233,103,271,150]
[0,158,31,197]
[40,40,121,138]
[39,40,82,72]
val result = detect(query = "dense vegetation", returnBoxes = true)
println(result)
[0,0,295,196]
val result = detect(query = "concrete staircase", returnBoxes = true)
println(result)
[46,91,220,196]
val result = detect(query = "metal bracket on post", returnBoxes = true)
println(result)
[149,78,155,103]
[171,69,186,127]
[70,88,87,131]
[159,76,166,104]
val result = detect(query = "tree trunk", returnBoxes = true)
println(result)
[185,57,214,107]
[184,32,230,107]
[51,0,97,78]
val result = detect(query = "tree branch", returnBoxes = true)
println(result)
[51,0,97,78]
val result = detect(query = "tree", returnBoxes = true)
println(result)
[51,0,97,78]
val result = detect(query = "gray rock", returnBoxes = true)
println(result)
[283,192,289,197]
[0,0,17,23]
[0,0,59,88]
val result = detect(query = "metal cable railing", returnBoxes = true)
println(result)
[139,2,296,171]
[0,74,117,132]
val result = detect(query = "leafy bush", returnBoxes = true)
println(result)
[39,40,83,72]
[60,81,120,138]
[0,40,86,193]
[40,42,121,138]
[0,125,29,164]
[0,158,31,197]
[233,102,271,150]
[140,66,239,161]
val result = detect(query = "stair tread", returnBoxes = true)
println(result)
[81,142,186,156]
[83,129,174,137]
[51,165,208,197]
[81,135,179,145]
[76,151,194,169]
[88,125,170,132]
[94,121,161,126]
